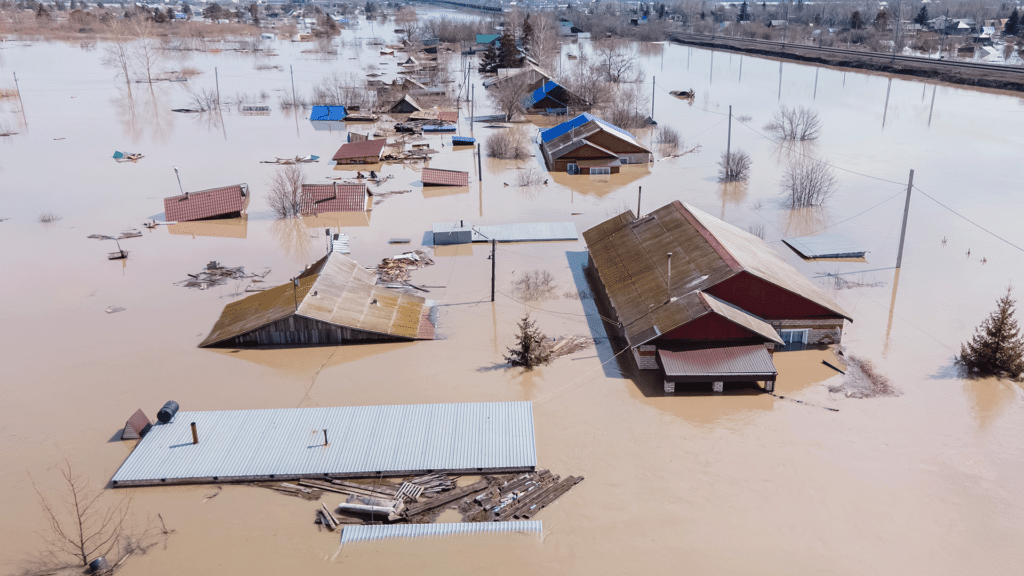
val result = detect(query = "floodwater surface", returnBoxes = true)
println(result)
[1,19,1023,576]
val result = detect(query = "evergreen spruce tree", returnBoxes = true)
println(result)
[504,313,551,370]
[737,1,748,23]
[521,14,534,55]
[1006,8,1021,37]
[479,42,500,73]
[914,5,928,26]
[957,286,1024,378]
[497,27,521,69]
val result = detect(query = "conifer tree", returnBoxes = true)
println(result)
[521,14,534,55]
[914,5,928,26]
[957,286,1024,378]
[504,313,550,370]
[479,42,500,73]
[1006,8,1021,37]
[497,27,521,69]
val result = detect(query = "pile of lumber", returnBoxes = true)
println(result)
[377,250,434,283]
[177,261,270,290]
[475,471,584,520]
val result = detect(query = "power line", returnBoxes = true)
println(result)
[798,187,906,237]
[913,186,1024,253]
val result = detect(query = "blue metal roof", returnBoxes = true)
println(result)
[524,80,562,109]
[540,113,637,143]
[310,105,346,121]
[476,34,499,44]
[423,125,456,132]
[341,521,542,545]
[452,136,476,145]
[111,401,536,486]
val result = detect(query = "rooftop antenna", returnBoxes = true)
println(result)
[173,167,185,196]
[667,252,673,296]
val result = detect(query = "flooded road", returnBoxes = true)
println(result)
[1,22,1023,575]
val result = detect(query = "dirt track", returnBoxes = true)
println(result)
[670,33,1024,93]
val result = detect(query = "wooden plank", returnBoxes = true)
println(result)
[332,480,399,496]
[403,480,489,517]
[518,476,584,519]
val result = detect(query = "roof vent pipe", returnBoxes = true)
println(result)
[667,252,673,300]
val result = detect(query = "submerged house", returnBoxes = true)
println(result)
[583,201,851,393]
[163,184,249,222]
[299,183,367,215]
[332,139,388,164]
[522,80,590,114]
[199,252,435,348]
[540,113,651,174]
[389,94,423,113]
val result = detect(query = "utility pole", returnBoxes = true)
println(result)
[470,84,475,135]
[491,239,496,302]
[290,65,297,107]
[637,186,642,218]
[726,105,732,162]
[477,143,483,182]
[651,75,655,119]
[173,167,185,195]
[895,169,914,269]
[215,67,221,105]
[13,72,27,127]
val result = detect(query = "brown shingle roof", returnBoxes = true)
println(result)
[299,183,367,215]
[583,201,849,348]
[422,168,469,186]
[332,139,387,161]
[163,184,248,222]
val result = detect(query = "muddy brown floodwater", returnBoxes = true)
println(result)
[1,17,1023,576]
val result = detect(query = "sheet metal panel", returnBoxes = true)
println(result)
[340,521,542,544]
[310,105,346,121]
[111,402,536,486]
[658,345,777,379]
[470,222,578,242]
[782,235,867,259]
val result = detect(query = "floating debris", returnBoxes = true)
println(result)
[88,234,116,240]
[260,155,320,165]
[377,250,434,283]
[107,250,128,260]
[547,335,593,361]
[118,229,143,239]
[177,261,270,290]
[106,306,126,314]
[113,151,144,162]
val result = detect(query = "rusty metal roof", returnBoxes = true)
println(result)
[332,139,387,161]
[199,253,432,347]
[583,201,849,348]
[299,183,367,215]
[422,168,469,186]
[163,184,248,222]
[658,345,777,381]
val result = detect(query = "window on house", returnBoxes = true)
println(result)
[589,167,611,175]
[779,329,809,351]
[567,163,580,175]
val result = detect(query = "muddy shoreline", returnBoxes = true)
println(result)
[669,34,1024,93]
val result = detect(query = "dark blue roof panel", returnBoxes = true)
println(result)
[310,105,346,121]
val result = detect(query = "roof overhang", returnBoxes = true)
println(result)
[658,345,778,383]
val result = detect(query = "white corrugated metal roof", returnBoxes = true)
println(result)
[782,235,867,259]
[112,402,536,486]
[470,222,578,243]
[340,521,542,544]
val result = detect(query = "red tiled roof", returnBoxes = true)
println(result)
[422,168,469,186]
[164,184,248,222]
[438,110,459,122]
[300,183,367,215]
[332,139,388,161]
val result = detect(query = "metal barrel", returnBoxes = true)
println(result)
[157,401,180,423]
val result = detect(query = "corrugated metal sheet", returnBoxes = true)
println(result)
[471,222,578,243]
[422,125,456,133]
[452,136,476,145]
[782,235,867,259]
[333,139,387,161]
[310,105,346,121]
[540,113,640,145]
[300,183,367,215]
[475,34,499,44]
[340,521,542,544]
[658,345,777,380]
[163,184,248,223]
[583,202,849,349]
[110,401,537,486]
[422,168,469,186]
[198,253,433,347]
[700,293,784,345]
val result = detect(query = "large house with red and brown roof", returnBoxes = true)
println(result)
[163,184,249,222]
[583,201,851,394]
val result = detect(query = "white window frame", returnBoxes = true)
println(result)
[780,329,809,345]
[589,166,611,175]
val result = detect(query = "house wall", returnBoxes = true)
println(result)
[769,318,844,346]
[586,131,650,156]
[336,156,379,164]
[660,313,762,341]
[224,314,408,347]
[706,272,841,321]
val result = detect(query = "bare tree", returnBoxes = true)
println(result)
[718,150,752,182]
[604,81,649,129]
[267,165,306,218]
[103,18,135,97]
[780,157,839,207]
[764,105,822,141]
[486,71,534,121]
[592,40,643,83]
[132,18,162,84]
[32,461,131,567]
[485,126,530,160]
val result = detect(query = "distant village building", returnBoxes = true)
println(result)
[199,252,435,348]
[389,94,423,113]
[522,80,590,114]
[163,184,249,222]
[583,201,851,393]
[540,113,652,174]
[332,139,387,164]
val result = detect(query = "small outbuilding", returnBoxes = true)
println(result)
[163,184,249,222]
[332,139,388,164]
[299,183,367,215]
[389,94,423,113]
[540,114,651,174]
[310,105,347,121]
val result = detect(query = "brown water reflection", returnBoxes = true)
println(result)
[168,216,248,239]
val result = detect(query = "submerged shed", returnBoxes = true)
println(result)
[199,252,435,348]
[422,168,469,186]
[389,94,423,113]
[332,139,388,164]
[310,105,347,121]
[163,184,249,222]
[299,183,367,215]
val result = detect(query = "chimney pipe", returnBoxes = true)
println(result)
[190,422,199,445]
[667,252,673,291]
[323,429,329,446]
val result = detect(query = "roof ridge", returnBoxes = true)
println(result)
[675,201,743,273]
